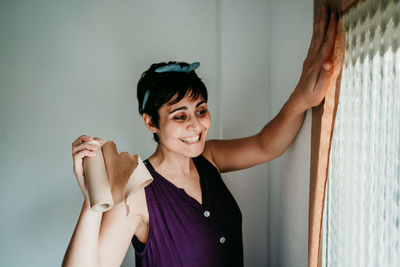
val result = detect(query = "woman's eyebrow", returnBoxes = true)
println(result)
[169,107,187,114]
[169,100,206,114]
[196,100,206,107]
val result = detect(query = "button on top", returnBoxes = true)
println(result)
[204,210,210,217]
[219,237,226,244]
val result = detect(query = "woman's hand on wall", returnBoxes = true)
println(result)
[293,5,338,110]
[71,135,104,200]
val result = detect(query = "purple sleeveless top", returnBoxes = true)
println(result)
[132,155,243,267]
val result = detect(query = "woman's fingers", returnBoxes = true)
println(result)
[93,137,104,144]
[312,13,337,95]
[71,135,104,152]
[308,5,329,57]
[308,10,337,78]
[325,12,337,44]
[72,142,98,155]
[72,135,92,147]
[313,12,336,92]
[72,150,96,194]
[313,61,333,95]
[308,6,321,55]
[72,149,97,185]
[295,6,339,108]
[308,5,323,55]
[71,134,104,161]
[71,135,103,198]
[312,12,337,98]
[313,5,322,34]
[318,12,337,64]
[73,149,97,162]
[315,5,329,51]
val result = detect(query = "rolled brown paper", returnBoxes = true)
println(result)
[83,140,114,212]
[123,155,153,215]
[83,140,153,214]
[125,156,153,198]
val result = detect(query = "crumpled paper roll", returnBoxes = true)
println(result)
[83,140,153,215]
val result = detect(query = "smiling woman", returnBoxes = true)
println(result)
[132,62,244,266]
[63,6,340,262]
[137,61,209,145]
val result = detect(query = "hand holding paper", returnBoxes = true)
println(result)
[83,140,153,215]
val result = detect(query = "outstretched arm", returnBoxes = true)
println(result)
[62,197,144,267]
[63,135,146,267]
[204,5,338,173]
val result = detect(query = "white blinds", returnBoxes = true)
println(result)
[322,0,400,266]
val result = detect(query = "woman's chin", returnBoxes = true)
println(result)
[180,141,205,158]
[183,145,205,158]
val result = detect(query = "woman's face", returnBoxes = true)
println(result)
[155,94,211,158]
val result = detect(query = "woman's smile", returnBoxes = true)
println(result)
[179,132,202,144]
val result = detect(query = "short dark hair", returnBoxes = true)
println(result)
[137,61,208,143]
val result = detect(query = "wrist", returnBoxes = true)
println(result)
[280,90,308,119]
[82,197,94,213]
[82,205,103,221]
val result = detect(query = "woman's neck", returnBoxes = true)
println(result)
[148,144,195,177]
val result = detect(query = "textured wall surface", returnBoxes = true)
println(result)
[268,0,312,266]
[0,0,313,266]
[219,1,269,265]
[0,1,272,266]
[0,1,219,266]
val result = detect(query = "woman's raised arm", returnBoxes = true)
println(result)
[204,5,339,173]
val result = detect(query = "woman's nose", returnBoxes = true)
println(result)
[186,115,203,132]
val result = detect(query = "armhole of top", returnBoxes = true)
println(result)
[133,198,153,257]
[132,162,154,257]
[197,153,221,176]
[132,235,145,253]
[201,142,221,173]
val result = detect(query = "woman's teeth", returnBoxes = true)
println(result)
[180,135,200,143]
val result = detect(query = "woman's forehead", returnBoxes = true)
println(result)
[167,93,206,107]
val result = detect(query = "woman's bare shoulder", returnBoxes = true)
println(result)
[202,141,221,173]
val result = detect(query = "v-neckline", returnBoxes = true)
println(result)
[145,157,206,208]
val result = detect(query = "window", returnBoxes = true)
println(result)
[322,0,400,265]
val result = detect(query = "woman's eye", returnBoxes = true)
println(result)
[173,115,187,121]
[197,109,207,116]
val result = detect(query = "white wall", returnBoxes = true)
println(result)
[268,0,313,266]
[0,1,273,266]
[0,1,219,266]
[0,0,312,266]
[219,1,269,266]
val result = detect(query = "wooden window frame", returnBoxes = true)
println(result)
[309,1,358,266]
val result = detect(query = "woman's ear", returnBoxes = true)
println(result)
[142,113,158,133]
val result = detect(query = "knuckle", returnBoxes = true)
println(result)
[86,143,96,150]
[309,65,318,74]
[320,47,332,58]
[306,68,314,77]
